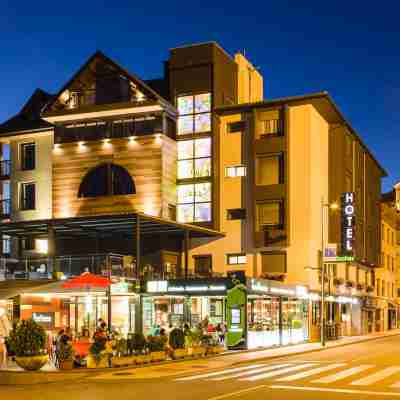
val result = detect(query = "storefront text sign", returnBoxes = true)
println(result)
[147,280,226,293]
[341,192,355,256]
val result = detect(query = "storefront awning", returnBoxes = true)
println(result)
[0,212,225,239]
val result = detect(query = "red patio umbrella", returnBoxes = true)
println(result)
[62,272,111,289]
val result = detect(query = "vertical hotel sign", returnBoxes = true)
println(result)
[341,192,355,256]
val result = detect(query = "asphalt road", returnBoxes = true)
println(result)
[3,335,400,400]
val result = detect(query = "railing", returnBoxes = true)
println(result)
[0,160,10,177]
[0,199,10,218]
[260,119,282,136]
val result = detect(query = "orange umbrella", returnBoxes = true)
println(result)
[62,272,111,289]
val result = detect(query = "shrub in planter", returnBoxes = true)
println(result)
[147,335,167,362]
[88,337,108,368]
[57,341,74,370]
[169,328,187,359]
[7,319,48,371]
[128,333,147,355]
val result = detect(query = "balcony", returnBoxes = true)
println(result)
[0,199,10,219]
[0,160,10,180]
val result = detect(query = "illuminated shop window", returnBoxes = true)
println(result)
[177,93,211,135]
[177,138,211,179]
[177,183,211,222]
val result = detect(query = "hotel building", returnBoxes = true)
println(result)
[0,42,387,348]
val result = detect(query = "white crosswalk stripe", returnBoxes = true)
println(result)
[312,365,374,384]
[275,363,347,382]
[350,366,400,386]
[240,363,318,382]
[210,364,293,381]
[175,364,264,381]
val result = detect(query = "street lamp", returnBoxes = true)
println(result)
[320,199,338,347]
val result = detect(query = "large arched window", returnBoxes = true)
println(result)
[78,163,135,198]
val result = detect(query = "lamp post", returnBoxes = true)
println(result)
[320,199,338,347]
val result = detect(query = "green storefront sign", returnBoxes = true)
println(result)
[226,282,247,349]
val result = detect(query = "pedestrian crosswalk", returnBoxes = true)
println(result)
[175,362,400,390]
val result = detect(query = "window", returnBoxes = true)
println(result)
[228,121,246,133]
[226,165,246,178]
[256,154,282,185]
[2,235,10,255]
[256,201,282,230]
[20,182,35,210]
[177,138,211,179]
[261,252,286,274]
[227,254,247,265]
[177,93,211,135]
[261,119,281,136]
[20,143,35,171]
[377,279,381,296]
[194,255,212,276]
[177,183,211,222]
[227,209,246,220]
[24,237,35,251]
[78,163,135,198]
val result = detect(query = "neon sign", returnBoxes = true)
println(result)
[341,192,355,256]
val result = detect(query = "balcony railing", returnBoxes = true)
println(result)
[0,199,10,219]
[0,160,11,179]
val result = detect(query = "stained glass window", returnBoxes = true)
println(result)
[177,138,211,179]
[177,93,212,135]
[177,183,212,223]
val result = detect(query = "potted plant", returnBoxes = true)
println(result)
[7,319,48,371]
[111,338,136,367]
[147,335,167,362]
[87,337,108,368]
[187,329,206,357]
[57,341,74,370]
[129,333,150,364]
[169,328,187,359]
[202,334,224,355]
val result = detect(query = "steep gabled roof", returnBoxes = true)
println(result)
[43,51,173,114]
[0,88,54,136]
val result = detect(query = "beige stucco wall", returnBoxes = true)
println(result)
[285,104,329,289]
[10,131,53,222]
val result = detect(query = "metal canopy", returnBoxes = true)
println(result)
[0,212,224,239]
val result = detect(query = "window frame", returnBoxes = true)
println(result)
[227,208,246,220]
[260,118,283,137]
[20,142,36,171]
[19,182,36,211]
[255,153,284,186]
[255,200,284,230]
[260,251,287,274]
[177,182,212,223]
[177,138,212,180]
[176,93,212,136]
[225,165,246,178]
[193,254,212,276]
[227,253,247,265]
[227,120,246,133]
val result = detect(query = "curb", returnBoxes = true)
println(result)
[2,331,399,385]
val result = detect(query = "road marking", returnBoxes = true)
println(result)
[270,385,400,397]
[312,365,374,384]
[206,385,267,400]
[211,364,292,381]
[276,363,346,382]
[350,366,400,386]
[241,363,317,381]
[175,364,264,381]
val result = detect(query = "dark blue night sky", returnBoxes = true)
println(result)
[1,1,398,190]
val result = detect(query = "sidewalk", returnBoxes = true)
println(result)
[2,329,400,385]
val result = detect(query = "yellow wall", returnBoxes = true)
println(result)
[235,53,263,104]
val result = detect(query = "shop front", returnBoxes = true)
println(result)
[143,277,311,350]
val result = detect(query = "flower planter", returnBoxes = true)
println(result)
[111,356,136,368]
[150,351,167,362]
[87,354,109,369]
[171,348,188,360]
[135,354,151,364]
[59,360,74,370]
[15,355,49,371]
[190,346,206,357]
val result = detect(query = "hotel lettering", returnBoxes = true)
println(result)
[341,192,355,255]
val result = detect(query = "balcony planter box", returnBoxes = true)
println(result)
[346,281,355,288]
[189,346,206,357]
[150,351,167,362]
[87,354,109,369]
[206,346,224,355]
[15,355,49,371]
[111,356,136,368]
[333,278,344,287]
[171,348,188,360]
[135,354,151,364]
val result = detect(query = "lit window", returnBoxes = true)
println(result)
[226,166,246,178]
[20,143,36,171]
[261,119,281,136]
[36,239,48,254]
[20,182,36,210]
[177,183,211,222]
[177,93,211,135]
[227,254,247,265]
[177,138,211,179]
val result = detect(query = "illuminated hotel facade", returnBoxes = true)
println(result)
[0,42,388,346]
